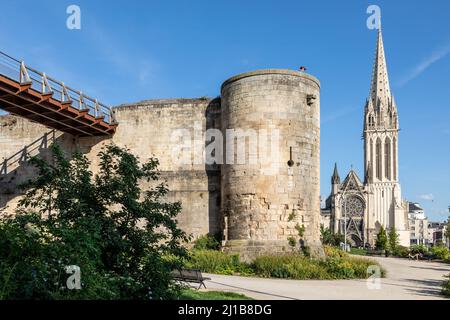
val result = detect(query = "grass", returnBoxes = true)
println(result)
[350,247,368,256]
[185,249,253,275]
[179,289,253,300]
[186,246,386,280]
[442,274,450,297]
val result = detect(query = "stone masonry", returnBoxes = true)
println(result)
[0,69,323,259]
[221,70,322,258]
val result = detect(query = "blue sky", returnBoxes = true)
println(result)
[0,0,449,221]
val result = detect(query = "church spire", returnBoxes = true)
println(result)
[369,22,392,109]
[331,162,340,185]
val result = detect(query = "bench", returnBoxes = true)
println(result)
[171,269,211,290]
[419,253,435,261]
[408,252,434,261]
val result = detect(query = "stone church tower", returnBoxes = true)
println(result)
[321,26,409,247]
[363,25,409,246]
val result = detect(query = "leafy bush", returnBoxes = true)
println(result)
[322,257,356,279]
[185,250,252,275]
[375,226,388,250]
[295,224,305,237]
[324,245,348,259]
[252,252,384,280]
[442,274,450,296]
[193,234,221,250]
[320,225,344,246]
[410,244,428,255]
[393,245,410,258]
[187,246,385,281]
[0,144,188,300]
[340,256,386,278]
[253,254,337,280]
[388,228,399,252]
[287,236,297,248]
[301,245,311,257]
[431,246,449,260]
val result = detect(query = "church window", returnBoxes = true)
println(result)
[370,139,374,171]
[385,137,391,180]
[393,137,397,180]
[343,196,364,217]
[368,115,375,127]
[376,138,382,180]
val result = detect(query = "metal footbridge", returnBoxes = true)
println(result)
[0,51,117,136]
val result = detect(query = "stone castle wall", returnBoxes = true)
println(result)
[0,69,323,257]
[220,70,322,258]
[0,98,222,239]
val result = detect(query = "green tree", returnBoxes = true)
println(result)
[375,226,388,251]
[320,225,333,245]
[446,216,450,243]
[320,225,344,246]
[0,144,188,299]
[388,227,399,253]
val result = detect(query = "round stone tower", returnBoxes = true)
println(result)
[220,69,323,259]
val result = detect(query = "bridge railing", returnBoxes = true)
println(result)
[0,51,117,124]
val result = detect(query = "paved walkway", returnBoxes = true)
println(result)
[202,256,450,300]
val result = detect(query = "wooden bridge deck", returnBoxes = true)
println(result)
[0,51,117,137]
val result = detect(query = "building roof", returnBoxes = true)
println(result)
[331,162,340,185]
[408,202,423,212]
[369,24,392,109]
[341,169,364,192]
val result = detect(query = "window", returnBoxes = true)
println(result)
[385,137,391,180]
[393,137,397,180]
[370,139,374,176]
[376,138,382,180]
[368,115,375,127]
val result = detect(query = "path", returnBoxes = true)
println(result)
[202,256,450,300]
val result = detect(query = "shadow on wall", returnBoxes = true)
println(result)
[0,130,67,212]
[205,97,222,239]
[0,129,108,214]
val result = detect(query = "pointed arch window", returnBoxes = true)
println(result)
[370,138,374,175]
[385,137,391,180]
[393,137,397,180]
[368,114,375,128]
[376,138,382,180]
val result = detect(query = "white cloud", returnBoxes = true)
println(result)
[398,44,450,86]
[418,193,434,201]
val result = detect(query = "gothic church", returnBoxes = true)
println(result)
[321,26,409,247]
